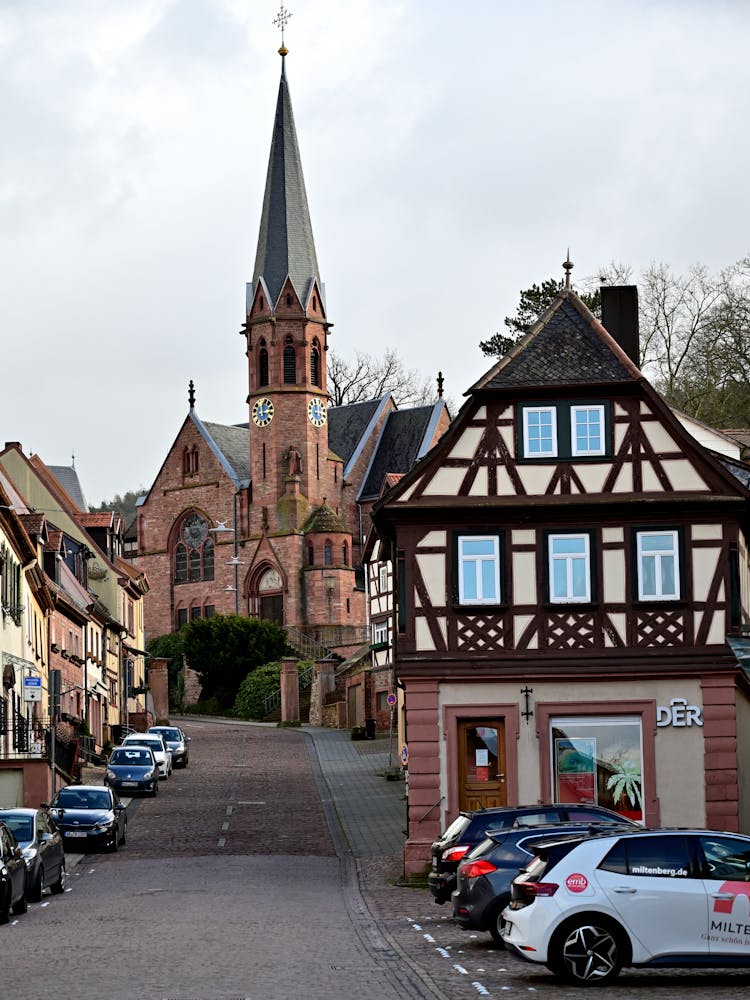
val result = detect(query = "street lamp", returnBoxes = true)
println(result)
[209,491,242,613]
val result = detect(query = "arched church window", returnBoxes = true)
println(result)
[182,447,191,475]
[173,513,214,583]
[342,542,348,566]
[283,337,296,384]
[175,543,187,582]
[308,544,314,566]
[259,340,269,387]
[324,540,333,566]
[311,339,321,387]
[313,295,318,312]
[191,446,199,474]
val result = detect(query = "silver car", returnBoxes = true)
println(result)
[148,725,190,768]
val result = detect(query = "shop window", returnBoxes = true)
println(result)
[548,533,591,603]
[571,405,605,456]
[523,406,557,457]
[457,535,501,604]
[551,715,643,823]
[636,530,680,601]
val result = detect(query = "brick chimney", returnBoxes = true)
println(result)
[600,285,639,368]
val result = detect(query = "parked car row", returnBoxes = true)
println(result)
[432,803,750,985]
[0,724,191,925]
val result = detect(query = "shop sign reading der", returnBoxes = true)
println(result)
[656,698,702,728]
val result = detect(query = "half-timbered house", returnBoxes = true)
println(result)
[370,281,750,875]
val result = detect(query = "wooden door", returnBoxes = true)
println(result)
[458,720,507,812]
[260,594,283,624]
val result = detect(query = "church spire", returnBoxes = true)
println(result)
[252,31,321,311]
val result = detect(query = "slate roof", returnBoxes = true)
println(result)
[252,56,321,309]
[470,292,638,393]
[717,454,750,490]
[47,465,87,511]
[359,404,441,500]
[201,421,251,484]
[328,398,383,466]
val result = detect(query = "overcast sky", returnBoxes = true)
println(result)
[2,0,749,506]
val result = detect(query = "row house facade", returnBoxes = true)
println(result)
[0,450,149,807]
[370,282,750,875]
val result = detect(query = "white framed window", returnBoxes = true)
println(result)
[378,564,388,593]
[372,620,389,646]
[571,405,605,456]
[522,406,557,458]
[637,530,680,600]
[549,533,591,602]
[458,535,501,604]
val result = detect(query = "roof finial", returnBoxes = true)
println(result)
[563,249,574,290]
[273,3,292,57]
[188,380,195,409]
[437,371,444,399]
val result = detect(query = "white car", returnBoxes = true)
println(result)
[501,828,750,985]
[121,733,173,779]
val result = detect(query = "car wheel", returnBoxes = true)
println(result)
[488,895,510,946]
[151,781,159,797]
[120,820,127,846]
[0,885,11,924]
[11,887,27,916]
[50,861,66,895]
[547,916,626,986]
[28,866,44,904]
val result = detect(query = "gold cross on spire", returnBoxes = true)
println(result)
[273,3,293,48]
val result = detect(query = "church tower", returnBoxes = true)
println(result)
[242,39,359,630]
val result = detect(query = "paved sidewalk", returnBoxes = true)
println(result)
[303,726,407,865]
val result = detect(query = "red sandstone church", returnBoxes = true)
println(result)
[131,46,449,652]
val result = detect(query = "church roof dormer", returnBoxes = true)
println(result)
[252,45,321,312]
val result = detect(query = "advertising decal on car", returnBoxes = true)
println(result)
[565,873,589,893]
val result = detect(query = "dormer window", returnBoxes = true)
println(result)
[523,407,557,458]
[519,402,610,460]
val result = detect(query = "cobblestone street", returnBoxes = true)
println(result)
[5,718,749,1000]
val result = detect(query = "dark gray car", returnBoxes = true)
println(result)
[452,821,634,944]
[0,808,66,901]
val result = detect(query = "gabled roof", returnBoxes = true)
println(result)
[470,290,640,393]
[252,53,321,310]
[328,397,390,472]
[200,420,251,485]
[359,402,448,501]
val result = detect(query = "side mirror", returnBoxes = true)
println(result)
[115,802,126,811]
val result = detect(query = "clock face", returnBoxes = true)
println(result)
[252,397,274,427]
[307,397,327,427]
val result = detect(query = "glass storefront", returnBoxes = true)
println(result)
[551,715,644,823]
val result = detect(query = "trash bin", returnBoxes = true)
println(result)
[365,718,376,740]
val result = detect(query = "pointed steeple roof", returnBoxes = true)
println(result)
[252,50,321,310]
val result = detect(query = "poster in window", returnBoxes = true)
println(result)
[555,738,597,803]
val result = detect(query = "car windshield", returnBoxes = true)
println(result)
[1,816,33,841]
[55,788,111,809]
[153,728,181,740]
[111,749,151,764]
[128,739,162,751]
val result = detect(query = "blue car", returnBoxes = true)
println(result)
[48,785,127,852]
[106,746,159,796]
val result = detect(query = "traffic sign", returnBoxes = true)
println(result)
[23,675,42,702]
[387,692,397,706]
[400,743,409,766]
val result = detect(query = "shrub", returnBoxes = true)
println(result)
[233,662,283,720]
